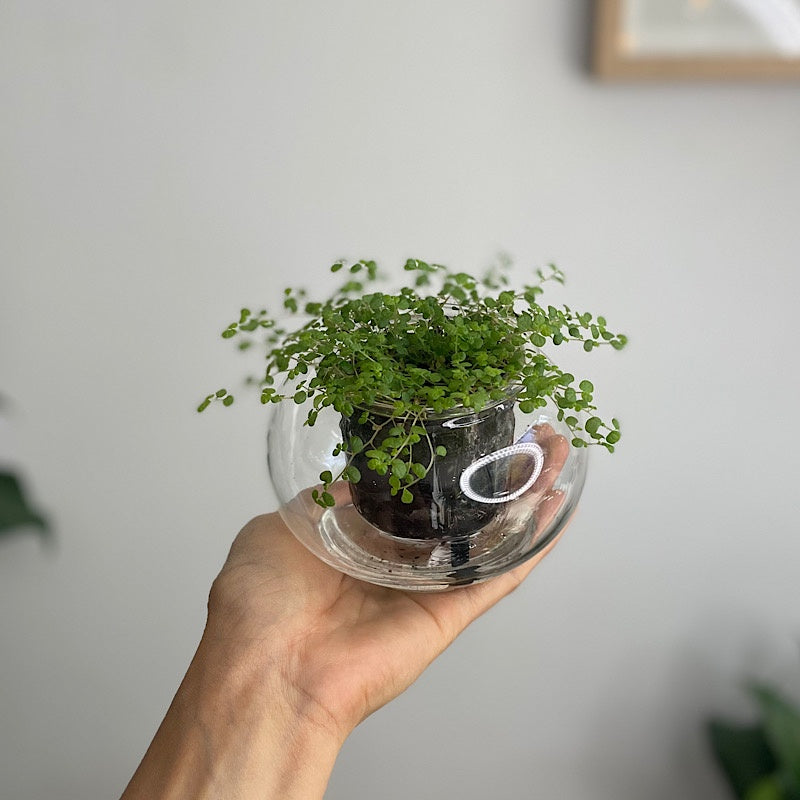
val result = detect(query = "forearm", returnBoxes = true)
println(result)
[120,632,345,800]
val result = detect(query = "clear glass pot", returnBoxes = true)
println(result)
[267,391,587,591]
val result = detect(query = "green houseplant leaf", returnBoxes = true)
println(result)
[752,685,800,796]
[708,720,778,799]
[746,775,791,800]
[708,677,800,800]
[0,471,48,537]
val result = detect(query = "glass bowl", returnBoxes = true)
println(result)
[267,394,587,592]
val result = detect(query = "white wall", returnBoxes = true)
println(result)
[2,2,800,798]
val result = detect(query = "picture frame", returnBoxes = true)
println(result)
[593,0,800,79]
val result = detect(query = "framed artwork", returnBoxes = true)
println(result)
[594,0,800,79]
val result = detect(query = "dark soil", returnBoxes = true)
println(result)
[340,399,516,540]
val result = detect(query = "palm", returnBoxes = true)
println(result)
[210,425,570,733]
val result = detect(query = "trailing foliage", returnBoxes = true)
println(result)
[200,258,627,506]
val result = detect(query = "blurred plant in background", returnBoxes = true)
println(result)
[0,394,48,540]
[709,678,800,800]
[0,473,48,538]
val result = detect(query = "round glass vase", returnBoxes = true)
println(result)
[267,391,588,591]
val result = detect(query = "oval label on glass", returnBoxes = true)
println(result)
[459,441,544,504]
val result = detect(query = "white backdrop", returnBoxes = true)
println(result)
[2,2,800,798]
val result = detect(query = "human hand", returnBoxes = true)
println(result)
[122,423,570,800]
[207,423,571,736]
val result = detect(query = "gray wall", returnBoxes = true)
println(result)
[2,2,800,798]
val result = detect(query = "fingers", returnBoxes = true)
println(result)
[446,428,573,614]
[442,504,576,625]
[499,506,573,589]
[528,423,570,496]
[530,486,567,539]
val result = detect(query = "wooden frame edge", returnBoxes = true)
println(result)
[592,0,800,81]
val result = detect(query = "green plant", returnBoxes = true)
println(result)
[0,396,48,539]
[199,258,627,507]
[709,682,800,800]
[0,472,48,538]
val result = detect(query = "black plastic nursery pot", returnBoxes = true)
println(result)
[339,395,517,541]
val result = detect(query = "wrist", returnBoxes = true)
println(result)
[122,632,345,800]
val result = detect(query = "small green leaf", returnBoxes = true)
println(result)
[320,470,333,484]
[345,465,361,483]
[321,492,336,507]
[606,430,621,444]
[401,488,413,504]
[330,261,344,272]
[579,380,594,393]
[215,389,227,398]
[349,436,364,453]
[585,417,602,435]
[435,445,447,457]
[293,390,307,404]
[571,438,585,448]
[197,400,210,412]
[222,395,234,407]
